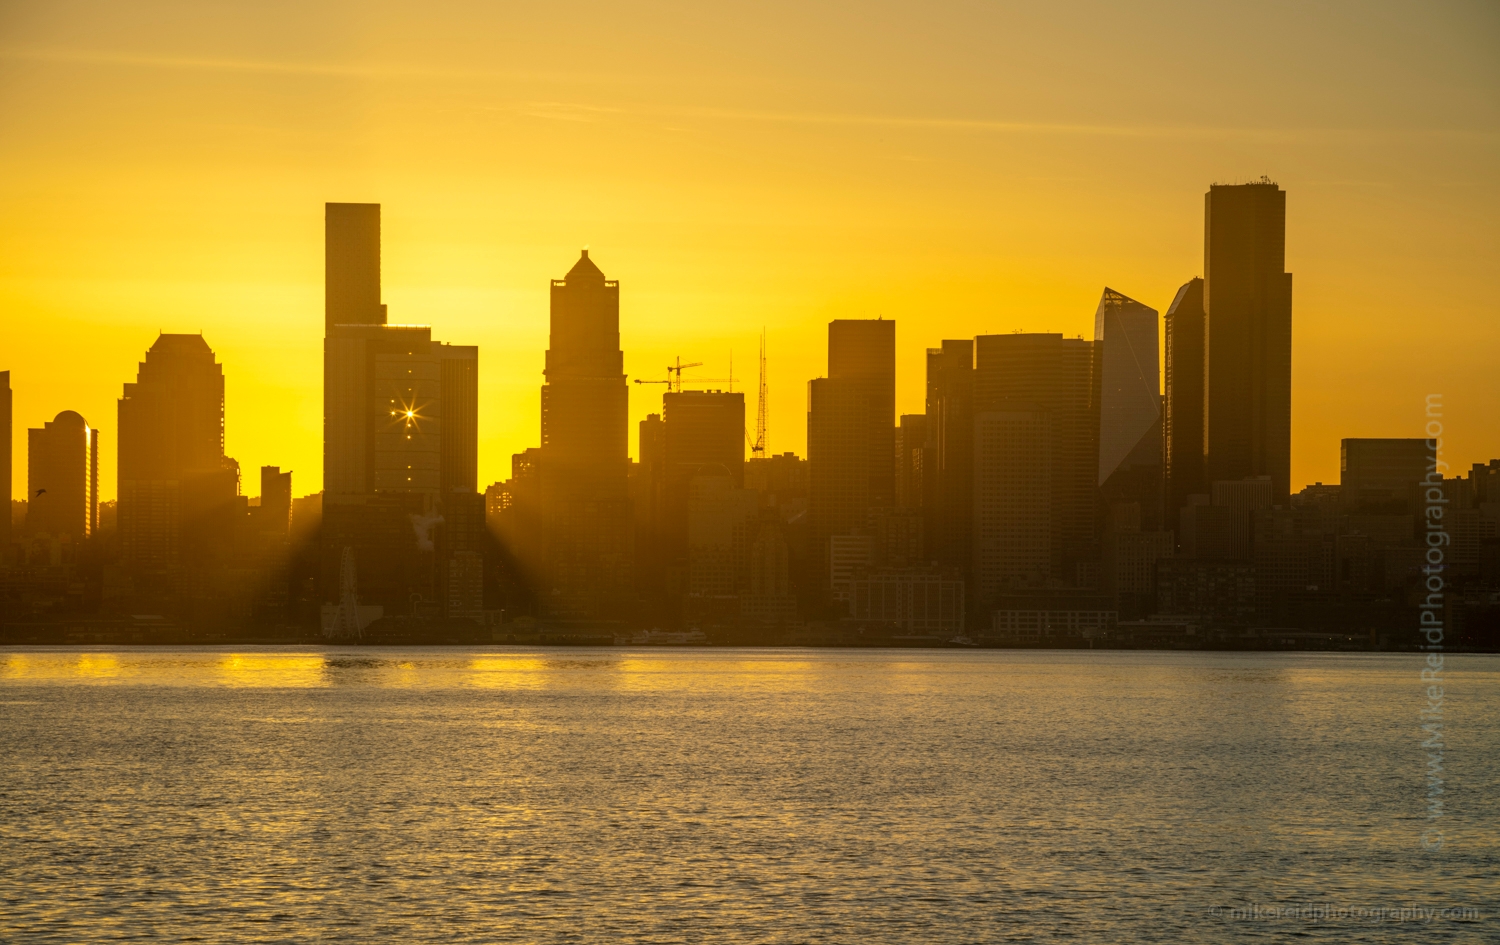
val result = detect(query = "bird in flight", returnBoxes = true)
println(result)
[35,488,46,497]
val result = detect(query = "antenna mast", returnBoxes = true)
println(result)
[752,329,768,459]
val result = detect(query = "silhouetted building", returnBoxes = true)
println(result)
[533,250,632,620]
[1162,277,1206,541]
[1094,288,1163,530]
[320,203,482,619]
[1156,558,1255,621]
[1,371,10,552]
[325,202,384,331]
[27,410,98,541]
[1204,181,1293,503]
[662,390,745,553]
[1100,503,1173,618]
[989,591,1116,645]
[895,414,927,510]
[742,519,795,626]
[1211,476,1274,560]
[924,340,974,583]
[118,334,238,575]
[744,452,808,505]
[973,407,1051,599]
[972,333,1100,595]
[259,467,292,537]
[809,319,896,584]
[849,568,965,636]
[829,318,896,509]
[440,345,480,496]
[1341,438,1427,512]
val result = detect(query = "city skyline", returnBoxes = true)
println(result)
[4,189,1493,508]
[3,2,1497,504]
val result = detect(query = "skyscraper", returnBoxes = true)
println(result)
[895,414,927,510]
[972,333,1099,590]
[534,250,632,619]
[828,319,896,509]
[924,340,974,580]
[118,334,238,573]
[661,390,745,551]
[973,406,1052,598]
[1094,288,1163,530]
[808,319,895,585]
[320,202,481,618]
[1163,277,1206,538]
[1204,181,1293,503]
[260,466,292,536]
[27,410,98,540]
[1,371,10,551]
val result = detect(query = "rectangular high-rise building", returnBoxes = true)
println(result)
[972,333,1100,586]
[1094,288,1163,530]
[260,466,292,536]
[1163,277,1206,539]
[808,319,895,587]
[325,203,384,331]
[439,344,479,496]
[655,389,746,562]
[973,407,1051,600]
[827,319,896,509]
[1341,438,1427,512]
[1204,181,1293,503]
[895,414,927,510]
[924,340,974,581]
[320,203,481,618]
[1,371,10,550]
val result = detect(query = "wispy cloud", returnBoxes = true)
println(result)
[5,46,1493,142]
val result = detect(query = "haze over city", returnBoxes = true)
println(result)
[3,0,1497,504]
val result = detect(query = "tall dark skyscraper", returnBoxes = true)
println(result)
[1163,277,1206,538]
[27,410,98,540]
[535,250,632,619]
[118,333,238,574]
[972,333,1099,596]
[828,319,896,510]
[325,203,384,331]
[650,389,746,566]
[1,371,10,550]
[1094,288,1162,529]
[1204,181,1293,503]
[320,202,481,618]
[808,318,895,584]
[924,340,973,580]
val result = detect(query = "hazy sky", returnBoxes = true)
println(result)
[2,0,1496,502]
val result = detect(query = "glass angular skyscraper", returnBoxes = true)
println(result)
[1163,277,1206,538]
[1094,288,1163,529]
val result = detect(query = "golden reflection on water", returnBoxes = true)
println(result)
[466,657,550,689]
[74,654,122,679]
[2,652,126,682]
[217,654,327,688]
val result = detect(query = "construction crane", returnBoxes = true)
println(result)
[632,356,735,393]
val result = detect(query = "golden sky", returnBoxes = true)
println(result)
[2,0,1496,502]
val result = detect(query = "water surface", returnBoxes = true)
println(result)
[2,647,1495,942]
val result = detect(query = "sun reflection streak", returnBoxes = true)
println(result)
[217,654,328,688]
[466,657,549,689]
